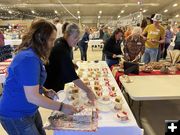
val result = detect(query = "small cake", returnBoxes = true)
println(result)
[73,108,93,123]
[84,81,90,85]
[96,91,102,97]
[125,76,131,83]
[117,111,128,121]
[69,87,79,94]
[114,103,122,110]
[83,78,89,82]
[72,99,80,106]
[96,74,100,77]
[94,85,101,91]
[109,91,116,97]
[111,86,115,91]
[79,68,84,72]
[94,81,99,85]
[88,74,92,77]
[68,94,79,101]
[115,96,122,103]
[102,96,110,101]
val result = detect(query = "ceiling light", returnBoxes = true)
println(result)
[121,10,124,13]
[54,10,58,14]
[173,3,178,7]
[143,10,147,13]
[137,1,141,5]
[175,14,179,18]
[164,9,168,13]
[8,11,12,14]
[77,11,80,14]
[117,15,121,18]
[78,16,81,19]
[99,10,102,14]
[137,15,140,18]
[98,16,101,19]
[31,10,35,14]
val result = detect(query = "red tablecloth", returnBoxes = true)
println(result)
[114,70,180,87]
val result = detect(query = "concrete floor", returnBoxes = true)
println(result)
[1,46,180,135]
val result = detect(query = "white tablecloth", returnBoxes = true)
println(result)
[88,40,103,48]
[0,74,6,84]
[5,39,22,46]
[54,61,142,135]
[120,75,180,101]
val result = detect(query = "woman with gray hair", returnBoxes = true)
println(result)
[44,23,96,103]
[124,27,145,62]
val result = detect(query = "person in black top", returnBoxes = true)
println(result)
[44,23,96,103]
[103,28,124,67]
[78,27,90,61]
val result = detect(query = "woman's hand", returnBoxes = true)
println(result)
[61,103,79,115]
[44,89,59,100]
[86,89,96,105]
[112,54,117,58]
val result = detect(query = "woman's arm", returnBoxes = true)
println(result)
[24,85,78,115]
[73,79,96,104]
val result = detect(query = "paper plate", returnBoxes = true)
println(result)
[56,90,66,102]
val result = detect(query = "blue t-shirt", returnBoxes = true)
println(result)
[0,48,47,118]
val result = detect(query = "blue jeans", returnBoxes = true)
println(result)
[79,44,88,61]
[142,48,158,64]
[0,110,46,135]
[106,58,119,67]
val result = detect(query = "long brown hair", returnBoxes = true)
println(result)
[15,19,57,63]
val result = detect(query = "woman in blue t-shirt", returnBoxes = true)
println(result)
[0,19,78,135]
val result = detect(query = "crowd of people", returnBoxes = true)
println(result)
[74,14,180,66]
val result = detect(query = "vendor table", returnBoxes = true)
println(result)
[119,75,180,126]
[53,61,143,135]
[5,39,22,46]
[88,40,103,51]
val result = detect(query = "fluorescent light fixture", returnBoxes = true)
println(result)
[54,10,58,14]
[8,11,12,14]
[78,16,81,19]
[164,9,168,13]
[173,3,178,7]
[143,10,147,13]
[99,10,102,14]
[77,11,80,14]
[175,14,179,18]
[117,15,121,18]
[31,10,35,14]
[121,10,124,13]
[98,16,101,19]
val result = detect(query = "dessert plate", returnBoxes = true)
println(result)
[56,90,66,102]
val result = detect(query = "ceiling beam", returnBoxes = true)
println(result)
[0,3,160,8]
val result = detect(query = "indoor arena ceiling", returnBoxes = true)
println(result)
[0,0,179,20]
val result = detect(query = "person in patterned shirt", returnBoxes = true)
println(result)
[124,27,145,62]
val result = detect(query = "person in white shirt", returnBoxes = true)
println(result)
[53,17,63,38]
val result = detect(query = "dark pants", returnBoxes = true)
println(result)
[163,43,170,59]
[0,110,46,135]
[105,58,119,67]
[174,42,180,50]
[102,52,105,61]
[79,44,88,61]
[157,44,164,61]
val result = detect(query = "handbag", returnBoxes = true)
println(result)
[123,61,139,75]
